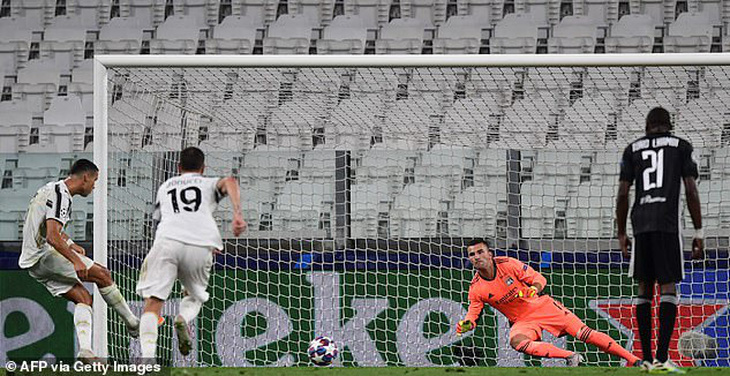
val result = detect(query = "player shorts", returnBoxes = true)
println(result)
[509,299,586,341]
[136,237,214,302]
[630,231,683,284]
[27,246,96,297]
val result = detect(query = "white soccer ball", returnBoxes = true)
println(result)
[308,336,338,366]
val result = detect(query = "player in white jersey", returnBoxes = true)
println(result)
[19,159,140,361]
[136,147,246,360]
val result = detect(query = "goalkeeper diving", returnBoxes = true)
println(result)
[457,239,641,367]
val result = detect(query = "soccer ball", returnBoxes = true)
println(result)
[308,336,338,366]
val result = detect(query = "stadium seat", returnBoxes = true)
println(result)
[10,0,55,29]
[34,95,86,153]
[400,0,447,26]
[230,0,278,27]
[604,14,654,53]
[349,67,400,95]
[390,182,448,237]
[584,66,634,93]
[263,14,316,54]
[448,185,501,237]
[489,13,538,54]
[375,17,429,54]
[39,15,87,71]
[577,0,619,27]
[456,0,503,26]
[268,98,331,149]
[343,0,391,30]
[432,15,482,54]
[502,92,559,146]
[0,101,32,153]
[68,59,93,115]
[521,181,568,238]
[0,191,30,241]
[561,95,615,147]
[206,15,257,54]
[441,94,501,147]
[636,0,674,27]
[0,17,33,76]
[326,96,381,150]
[566,181,615,238]
[351,181,393,238]
[95,16,144,54]
[13,58,61,113]
[548,15,598,54]
[317,14,367,54]
[272,181,334,236]
[663,12,713,53]
[150,15,201,54]
[382,96,441,148]
[288,0,337,27]
[239,147,301,187]
[591,150,621,181]
[171,0,216,27]
[356,148,416,194]
[517,0,560,28]
[694,0,722,25]
[299,150,336,183]
[523,67,577,92]
[108,101,148,152]
[474,149,506,187]
[119,0,166,29]
[67,0,112,28]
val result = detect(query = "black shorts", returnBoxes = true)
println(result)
[632,232,684,283]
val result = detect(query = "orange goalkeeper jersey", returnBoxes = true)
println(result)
[465,256,554,325]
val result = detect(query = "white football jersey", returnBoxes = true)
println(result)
[153,173,225,250]
[19,180,73,269]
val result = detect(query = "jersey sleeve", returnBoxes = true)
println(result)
[509,258,547,289]
[464,286,485,324]
[45,187,71,225]
[619,146,634,183]
[680,140,699,179]
[152,187,162,222]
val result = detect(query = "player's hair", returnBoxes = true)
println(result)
[646,107,673,132]
[69,159,98,176]
[466,238,493,249]
[180,146,205,171]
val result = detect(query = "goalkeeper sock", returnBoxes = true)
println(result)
[140,312,159,359]
[635,296,653,362]
[577,326,641,364]
[515,339,574,358]
[178,295,203,323]
[656,293,678,363]
[100,284,139,328]
[74,303,93,352]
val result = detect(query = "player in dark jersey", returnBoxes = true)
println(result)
[616,107,704,374]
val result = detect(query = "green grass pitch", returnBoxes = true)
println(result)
[3,367,729,376]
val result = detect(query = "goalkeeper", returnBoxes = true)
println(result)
[457,239,641,367]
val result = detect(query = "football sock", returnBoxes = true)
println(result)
[656,293,679,363]
[74,303,93,352]
[636,295,653,362]
[515,339,574,358]
[100,284,138,328]
[140,312,159,359]
[178,296,203,323]
[577,326,641,364]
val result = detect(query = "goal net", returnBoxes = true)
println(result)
[95,55,730,367]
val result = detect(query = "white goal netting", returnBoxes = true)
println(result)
[101,62,730,367]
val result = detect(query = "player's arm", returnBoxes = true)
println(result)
[512,258,546,296]
[216,177,247,236]
[46,219,87,279]
[680,142,703,260]
[616,147,634,259]
[457,288,483,335]
[60,232,86,255]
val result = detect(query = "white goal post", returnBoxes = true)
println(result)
[93,54,730,365]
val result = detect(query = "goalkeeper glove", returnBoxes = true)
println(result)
[456,319,475,336]
[517,286,539,298]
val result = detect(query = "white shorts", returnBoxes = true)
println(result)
[27,246,96,297]
[136,237,214,302]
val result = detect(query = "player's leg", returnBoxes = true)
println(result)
[652,232,684,373]
[509,322,575,360]
[83,262,139,337]
[135,239,178,361]
[62,284,95,359]
[174,245,214,356]
[568,321,641,366]
[634,233,656,365]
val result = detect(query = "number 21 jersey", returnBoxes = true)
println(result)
[153,172,225,249]
[619,132,698,235]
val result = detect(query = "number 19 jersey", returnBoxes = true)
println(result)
[153,173,226,249]
[619,132,698,235]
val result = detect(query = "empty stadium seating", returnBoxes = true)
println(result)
[490,13,538,54]
[206,15,258,54]
[604,14,654,53]
[432,15,482,54]
[95,16,145,54]
[317,14,367,54]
